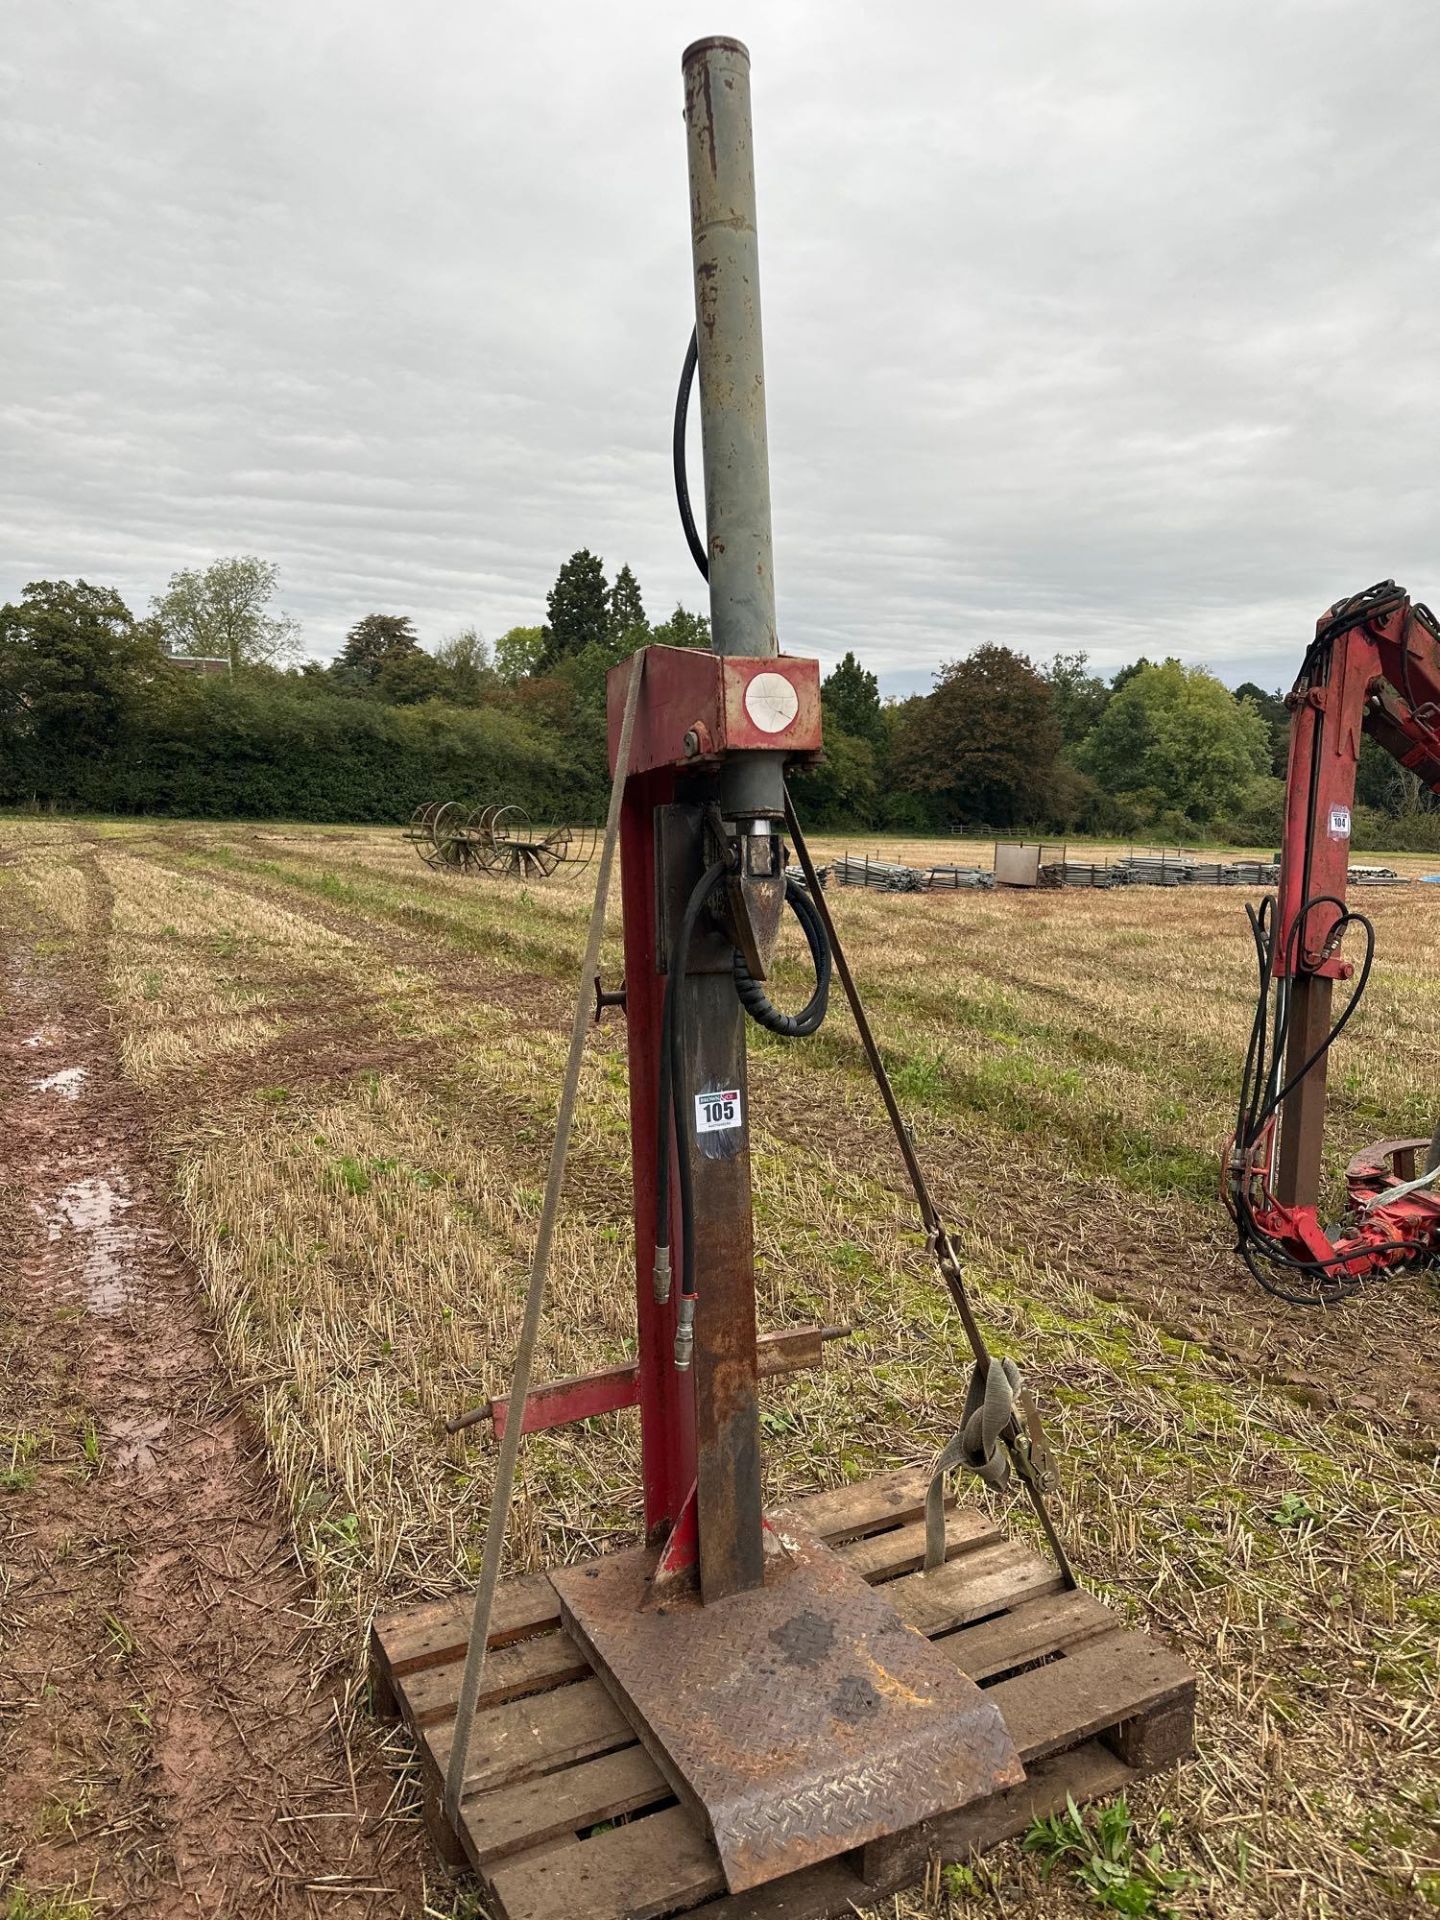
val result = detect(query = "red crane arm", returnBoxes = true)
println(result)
[1275,585,1440,978]
[1226,581,1440,1304]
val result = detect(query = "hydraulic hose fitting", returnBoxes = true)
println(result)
[673,1294,695,1371]
[652,1245,673,1306]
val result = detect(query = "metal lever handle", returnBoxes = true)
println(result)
[593,976,627,1023]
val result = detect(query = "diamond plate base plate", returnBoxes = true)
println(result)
[549,1514,1024,1894]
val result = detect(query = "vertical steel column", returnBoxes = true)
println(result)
[683,36,778,663]
[677,37,775,1602]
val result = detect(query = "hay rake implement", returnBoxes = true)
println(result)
[405,803,598,879]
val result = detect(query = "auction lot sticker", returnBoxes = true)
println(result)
[695,1088,742,1134]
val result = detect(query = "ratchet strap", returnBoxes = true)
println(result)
[784,796,1076,1590]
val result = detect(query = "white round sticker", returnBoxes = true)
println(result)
[743,670,800,735]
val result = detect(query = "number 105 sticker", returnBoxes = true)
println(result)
[695,1088,742,1133]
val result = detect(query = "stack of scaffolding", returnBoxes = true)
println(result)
[1031,855,1405,891]
[1115,853,1198,886]
[828,855,994,893]
[817,847,1409,897]
[1045,861,1124,889]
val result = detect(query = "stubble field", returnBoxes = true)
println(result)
[1,817,1437,1920]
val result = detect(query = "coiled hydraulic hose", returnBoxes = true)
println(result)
[733,877,831,1037]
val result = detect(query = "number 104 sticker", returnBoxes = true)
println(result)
[695,1088,742,1134]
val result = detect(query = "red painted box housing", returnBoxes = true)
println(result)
[607,646,823,778]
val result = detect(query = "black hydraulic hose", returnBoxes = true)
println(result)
[733,878,831,1037]
[674,328,709,582]
[1263,899,1375,1127]
[655,859,728,1292]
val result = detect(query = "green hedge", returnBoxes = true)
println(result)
[1,678,603,823]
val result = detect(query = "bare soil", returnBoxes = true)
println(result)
[0,921,430,1917]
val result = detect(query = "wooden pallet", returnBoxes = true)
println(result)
[371,1470,1195,1920]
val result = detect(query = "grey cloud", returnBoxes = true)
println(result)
[3,1,1438,691]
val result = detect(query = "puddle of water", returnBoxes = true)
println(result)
[49,1174,137,1314]
[33,1065,88,1100]
[105,1412,171,1472]
[22,1026,58,1050]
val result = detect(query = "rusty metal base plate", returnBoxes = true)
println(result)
[549,1514,1024,1894]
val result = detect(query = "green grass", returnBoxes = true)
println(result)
[1024,1795,1192,1917]
[2,1893,94,1920]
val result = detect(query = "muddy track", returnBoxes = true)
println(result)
[0,894,431,1916]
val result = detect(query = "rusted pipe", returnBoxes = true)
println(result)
[682,36,777,664]
[682,36,783,825]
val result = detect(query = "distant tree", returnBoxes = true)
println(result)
[434,625,494,705]
[651,604,711,650]
[374,648,448,705]
[337,613,420,684]
[892,645,1060,826]
[1044,651,1111,749]
[1234,679,1289,776]
[494,625,546,684]
[541,550,609,669]
[1081,660,1271,823]
[1356,733,1398,816]
[1355,730,1440,820]
[607,564,648,648]
[821,651,886,752]
[1110,656,1151,696]
[152,555,299,671]
[790,728,879,826]
[0,579,164,762]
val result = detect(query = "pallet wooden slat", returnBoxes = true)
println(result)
[467,1745,672,1866]
[888,1536,1066,1636]
[374,1568,559,1686]
[990,1628,1194,1765]
[425,1676,632,1795]
[836,1504,998,1582]
[944,1585,1115,1681]
[401,1628,590,1728]
[488,1803,725,1920]
[782,1464,930,1540]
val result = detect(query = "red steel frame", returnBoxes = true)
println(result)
[458,645,825,1566]
[606,647,822,1553]
[1228,587,1440,1278]
[618,762,697,1536]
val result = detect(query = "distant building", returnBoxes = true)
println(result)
[165,654,230,677]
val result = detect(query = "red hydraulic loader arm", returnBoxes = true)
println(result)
[1224,580,1440,1303]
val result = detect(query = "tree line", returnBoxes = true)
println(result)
[2,551,1435,847]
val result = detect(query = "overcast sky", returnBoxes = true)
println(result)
[4,2,1439,695]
